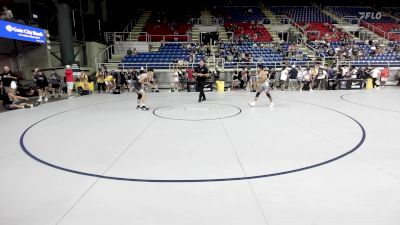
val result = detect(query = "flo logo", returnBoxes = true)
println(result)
[5,25,13,32]
[359,12,382,20]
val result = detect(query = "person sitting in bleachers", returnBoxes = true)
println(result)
[1,6,13,20]
[127,48,133,55]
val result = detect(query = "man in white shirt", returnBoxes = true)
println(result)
[280,67,289,91]
[371,67,381,89]
[341,66,349,78]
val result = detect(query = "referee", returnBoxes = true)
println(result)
[194,59,209,103]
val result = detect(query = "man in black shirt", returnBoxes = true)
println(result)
[194,59,209,103]
[0,66,18,94]
[33,68,49,102]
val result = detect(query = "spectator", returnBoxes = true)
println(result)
[206,46,211,56]
[65,65,74,99]
[289,65,298,90]
[49,70,62,98]
[1,66,18,93]
[96,68,105,93]
[380,66,390,88]
[315,67,327,90]
[371,67,381,89]
[171,68,180,92]
[148,69,159,93]
[1,6,13,20]
[231,71,240,90]
[33,68,48,102]
[127,48,133,55]
[80,71,89,90]
[104,72,115,94]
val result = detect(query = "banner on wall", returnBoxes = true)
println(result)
[0,19,46,44]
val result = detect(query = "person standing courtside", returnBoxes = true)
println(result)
[65,65,74,99]
[194,59,209,103]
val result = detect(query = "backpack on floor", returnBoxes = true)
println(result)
[302,83,310,91]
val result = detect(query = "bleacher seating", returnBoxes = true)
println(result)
[116,6,399,69]
[211,6,272,42]
[298,22,345,41]
[138,9,195,42]
[222,42,307,68]
[328,7,400,41]
[270,6,333,23]
[139,23,192,41]
[119,43,204,69]
[224,22,273,42]
[371,23,400,41]
[328,7,396,23]
[212,6,269,22]
[318,41,400,64]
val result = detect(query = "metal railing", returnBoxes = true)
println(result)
[96,60,326,72]
[292,21,306,34]
[190,16,221,26]
[143,34,191,42]
[337,60,400,67]
[96,59,400,75]
[97,62,198,71]
[103,32,192,43]
[123,18,136,33]
[387,32,400,42]
[95,45,115,65]
[341,16,360,25]
[274,15,292,24]
[360,20,391,40]
[305,30,320,40]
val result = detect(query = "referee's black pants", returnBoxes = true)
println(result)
[197,81,206,101]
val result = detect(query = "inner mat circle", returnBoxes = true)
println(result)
[152,103,242,121]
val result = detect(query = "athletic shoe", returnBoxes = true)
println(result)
[248,101,256,107]
[44,97,48,102]
[33,102,40,107]
[140,106,150,111]
[68,96,74,99]
[37,97,43,102]
[269,102,274,108]
[136,105,140,109]
[202,98,206,101]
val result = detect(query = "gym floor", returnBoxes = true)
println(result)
[0,89,399,225]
